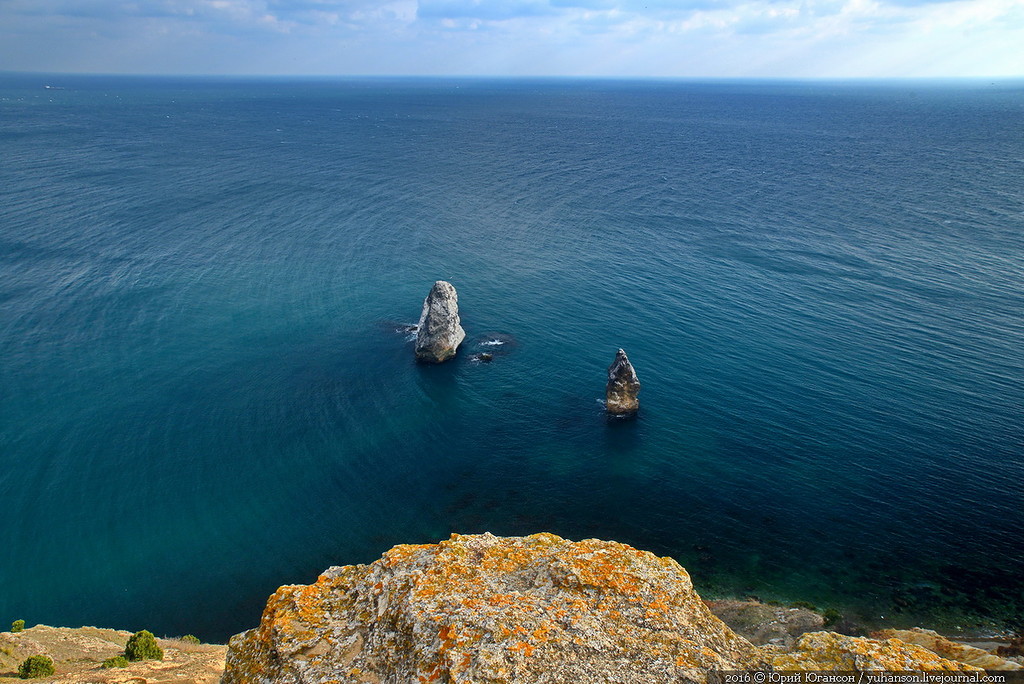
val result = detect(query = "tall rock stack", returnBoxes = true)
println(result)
[606,348,640,416]
[415,281,466,363]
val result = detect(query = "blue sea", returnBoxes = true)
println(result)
[1,74,1022,642]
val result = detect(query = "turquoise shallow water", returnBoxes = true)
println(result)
[1,75,1023,640]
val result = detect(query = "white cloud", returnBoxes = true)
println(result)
[0,0,1021,75]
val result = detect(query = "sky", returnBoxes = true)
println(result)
[0,0,1022,78]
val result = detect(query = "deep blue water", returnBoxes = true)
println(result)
[2,75,1023,641]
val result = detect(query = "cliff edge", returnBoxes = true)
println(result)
[0,626,225,683]
[223,532,759,683]
[221,533,999,684]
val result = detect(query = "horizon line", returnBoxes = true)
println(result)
[3,70,1023,83]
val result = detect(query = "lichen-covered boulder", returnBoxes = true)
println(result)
[606,348,640,416]
[872,628,1022,670]
[222,533,760,684]
[771,631,982,671]
[414,281,466,363]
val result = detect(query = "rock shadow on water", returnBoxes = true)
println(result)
[601,399,643,455]
[414,353,461,388]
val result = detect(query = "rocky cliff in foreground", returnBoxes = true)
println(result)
[221,533,1013,684]
[223,532,759,683]
[6,535,1018,683]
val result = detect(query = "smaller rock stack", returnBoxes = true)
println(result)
[606,348,640,416]
[415,281,466,363]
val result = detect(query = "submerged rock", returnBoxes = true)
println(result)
[606,348,640,416]
[414,281,466,363]
[707,599,824,648]
[222,533,761,684]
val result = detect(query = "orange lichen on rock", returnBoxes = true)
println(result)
[222,533,1000,684]
[773,631,984,671]
[871,628,1023,671]
[222,532,759,683]
[380,543,436,568]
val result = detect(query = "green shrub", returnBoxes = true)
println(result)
[822,608,842,626]
[123,630,163,661]
[790,601,818,611]
[18,655,54,679]
[180,634,201,644]
[101,655,129,668]
[11,619,25,633]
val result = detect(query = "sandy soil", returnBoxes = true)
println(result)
[0,625,225,683]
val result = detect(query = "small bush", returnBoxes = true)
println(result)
[180,634,201,644]
[822,608,842,626]
[123,630,163,661]
[11,619,25,633]
[790,601,818,611]
[18,655,55,679]
[101,655,129,668]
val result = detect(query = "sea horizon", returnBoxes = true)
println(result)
[5,69,1024,84]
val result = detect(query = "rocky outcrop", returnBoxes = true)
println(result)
[998,635,1024,657]
[872,628,1022,670]
[771,631,982,671]
[707,599,824,647]
[415,281,466,363]
[606,348,640,416]
[222,532,1002,683]
[0,625,225,683]
[222,532,762,684]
